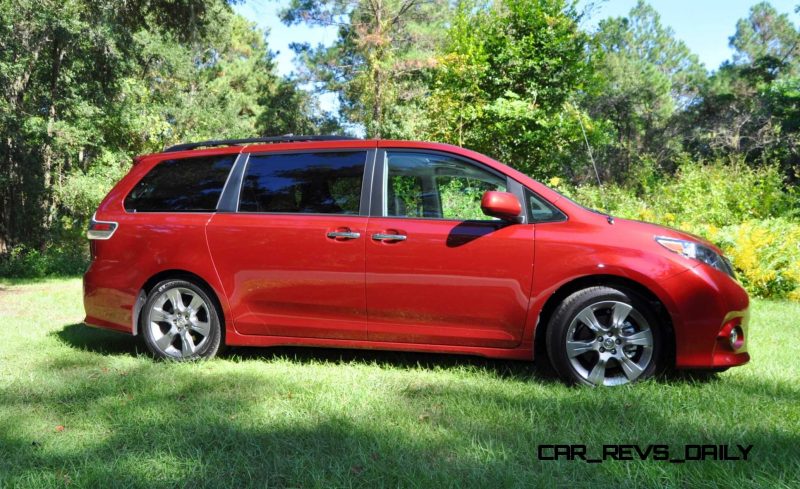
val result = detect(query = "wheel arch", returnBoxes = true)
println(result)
[533,274,676,367]
[133,269,226,337]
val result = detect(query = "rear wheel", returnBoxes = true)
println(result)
[546,286,664,386]
[141,279,222,360]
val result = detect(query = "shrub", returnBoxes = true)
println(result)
[714,219,800,300]
[0,241,89,278]
[657,160,791,226]
[58,151,131,223]
[0,153,122,279]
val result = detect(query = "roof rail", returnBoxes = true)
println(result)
[163,135,361,153]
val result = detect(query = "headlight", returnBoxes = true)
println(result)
[655,236,736,278]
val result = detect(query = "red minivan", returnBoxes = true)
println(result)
[83,136,750,386]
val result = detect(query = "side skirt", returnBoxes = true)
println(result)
[225,330,533,361]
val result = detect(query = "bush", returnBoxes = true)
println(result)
[0,241,89,278]
[58,151,131,223]
[657,160,792,226]
[714,219,800,300]
[555,159,793,225]
[1,155,117,278]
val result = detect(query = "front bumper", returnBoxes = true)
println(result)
[661,265,750,369]
[709,309,750,368]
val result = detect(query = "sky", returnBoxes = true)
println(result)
[583,0,800,69]
[233,0,800,113]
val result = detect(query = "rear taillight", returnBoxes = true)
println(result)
[87,214,118,240]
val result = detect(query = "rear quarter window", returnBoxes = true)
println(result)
[125,154,236,212]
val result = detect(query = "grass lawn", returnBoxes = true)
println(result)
[0,278,798,488]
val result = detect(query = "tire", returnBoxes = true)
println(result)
[141,279,222,360]
[545,286,664,386]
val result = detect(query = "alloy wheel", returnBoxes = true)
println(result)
[565,300,654,386]
[147,286,212,358]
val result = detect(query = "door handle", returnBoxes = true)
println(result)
[327,231,361,240]
[372,233,407,242]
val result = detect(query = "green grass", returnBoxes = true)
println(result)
[0,278,798,488]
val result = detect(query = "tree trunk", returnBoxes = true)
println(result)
[39,42,67,245]
[0,137,11,254]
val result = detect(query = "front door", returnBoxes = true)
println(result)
[365,150,535,348]
[207,150,371,340]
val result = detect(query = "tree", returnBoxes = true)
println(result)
[125,8,333,148]
[421,0,590,178]
[684,2,800,181]
[583,0,706,180]
[0,0,324,254]
[730,1,800,70]
[0,0,231,251]
[281,0,451,138]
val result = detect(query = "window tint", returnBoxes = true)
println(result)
[239,152,366,214]
[527,190,567,223]
[385,152,506,220]
[125,154,236,212]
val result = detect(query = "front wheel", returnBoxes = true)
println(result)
[546,286,664,386]
[141,279,222,360]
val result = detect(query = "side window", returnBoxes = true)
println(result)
[124,154,236,212]
[238,152,366,214]
[527,190,567,223]
[385,152,506,220]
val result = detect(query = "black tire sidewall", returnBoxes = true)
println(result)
[545,286,664,386]
[141,279,222,360]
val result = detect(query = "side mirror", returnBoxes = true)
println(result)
[481,191,522,222]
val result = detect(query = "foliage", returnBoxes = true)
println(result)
[681,2,800,183]
[58,152,132,223]
[421,0,590,178]
[0,0,330,261]
[715,218,800,300]
[556,159,791,225]
[0,242,88,278]
[0,0,227,252]
[683,60,800,179]
[583,0,706,179]
[729,1,800,68]
[282,0,452,138]
[439,179,492,220]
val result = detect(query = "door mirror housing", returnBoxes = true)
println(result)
[481,191,522,222]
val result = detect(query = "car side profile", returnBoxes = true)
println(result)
[83,135,750,386]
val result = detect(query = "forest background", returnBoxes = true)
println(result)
[2,0,799,300]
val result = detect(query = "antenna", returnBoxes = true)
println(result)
[578,117,614,224]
